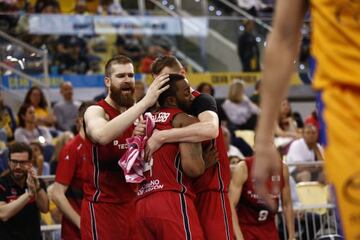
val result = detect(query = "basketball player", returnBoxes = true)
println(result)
[253,1,360,239]
[51,101,94,240]
[136,74,206,240]
[147,56,233,240]
[81,55,169,240]
[229,157,295,240]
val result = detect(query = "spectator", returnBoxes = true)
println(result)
[0,142,49,240]
[55,37,90,74]
[305,110,320,133]
[23,86,56,127]
[237,20,260,71]
[196,82,215,97]
[0,92,16,142]
[222,126,245,160]
[275,99,302,139]
[236,0,265,16]
[29,142,50,176]
[286,124,324,182]
[93,88,107,102]
[222,79,259,131]
[14,103,53,145]
[53,82,80,132]
[35,0,60,13]
[249,79,261,106]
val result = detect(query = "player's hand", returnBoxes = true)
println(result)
[203,143,218,168]
[253,143,281,212]
[142,74,170,108]
[133,115,146,136]
[145,129,163,161]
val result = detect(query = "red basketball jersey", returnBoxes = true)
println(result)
[55,134,87,240]
[191,91,231,193]
[137,107,196,200]
[83,99,136,204]
[237,157,284,226]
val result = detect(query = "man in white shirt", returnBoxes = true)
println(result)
[286,124,324,182]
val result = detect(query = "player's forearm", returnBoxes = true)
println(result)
[157,121,218,144]
[256,32,300,143]
[53,192,80,228]
[88,101,148,145]
[0,192,32,221]
[35,189,49,213]
[283,204,295,239]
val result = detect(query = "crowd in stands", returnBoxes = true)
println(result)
[0,0,184,75]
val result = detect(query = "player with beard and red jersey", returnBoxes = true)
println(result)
[136,74,211,240]
[146,56,233,240]
[50,101,94,240]
[81,55,169,240]
[229,157,295,240]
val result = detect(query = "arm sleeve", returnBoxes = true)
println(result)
[191,94,218,116]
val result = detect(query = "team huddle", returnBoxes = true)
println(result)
[52,54,292,240]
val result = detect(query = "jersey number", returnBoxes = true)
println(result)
[258,210,269,221]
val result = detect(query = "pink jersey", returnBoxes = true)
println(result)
[237,157,284,226]
[83,99,136,204]
[137,107,196,200]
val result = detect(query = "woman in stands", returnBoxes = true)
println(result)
[24,86,56,127]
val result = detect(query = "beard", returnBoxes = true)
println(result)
[11,169,27,181]
[110,83,135,108]
[177,99,192,114]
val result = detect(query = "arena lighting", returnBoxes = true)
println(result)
[239,25,245,31]
[194,0,200,2]
[299,64,305,70]
[162,0,168,6]
[169,4,175,10]
[6,44,12,51]
[216,10,222,16]
[256,36,262,43]
[208,5,215,11]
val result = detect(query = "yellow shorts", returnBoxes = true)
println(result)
[322,85,360,240]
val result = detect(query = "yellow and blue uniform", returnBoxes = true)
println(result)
[310,0,360,239]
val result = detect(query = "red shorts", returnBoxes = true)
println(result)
[136,191,204,240]
[62,217,81,240]
[81,200,136,240]
[240,223,279,240]
[195,191,234,240]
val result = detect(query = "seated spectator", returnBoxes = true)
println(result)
[14,103,53,145]
[305,110,320,133]
[24,86,56,127]
[0,142,49,239]
[222,79,259,131]
[222,126,245,160]
[139,45,162,73]
[29,141,50,176]
[275,100,302,151]
[196,82,215,97]
[53,82,80,132]
[35,0,60,13]
[55,37,90,74]
[0,92,16,142]
[115,35,144,66]
[286,124,324,182]
[249,79,261,106]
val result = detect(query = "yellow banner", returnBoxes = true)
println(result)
[144,72,302,87]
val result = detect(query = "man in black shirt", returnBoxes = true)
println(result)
[0,142,49,240]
